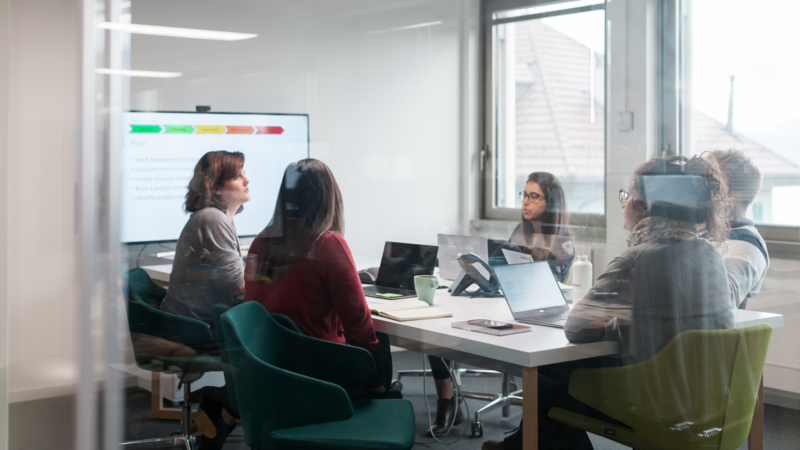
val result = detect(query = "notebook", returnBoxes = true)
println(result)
[451,320,531,336]
[368,299,453,321]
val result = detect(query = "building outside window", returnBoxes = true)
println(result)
[489,0,606,220]
[684,0,800,226]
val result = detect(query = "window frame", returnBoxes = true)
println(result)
[480,0,608,231]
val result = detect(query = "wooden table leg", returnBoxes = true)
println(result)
[151,372,187,420]
[522,367,538,450]
[748,375,765,450]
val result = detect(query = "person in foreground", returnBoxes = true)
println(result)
[482,155,735,450]
[158,150,249,450]
[705,149,769,309]
[245,158,394,396]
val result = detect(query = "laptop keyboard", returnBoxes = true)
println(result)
[363,285,415,296]
[520,312,569,323]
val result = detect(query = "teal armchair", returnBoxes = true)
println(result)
[219,301,416,450]
[123,268,222,450]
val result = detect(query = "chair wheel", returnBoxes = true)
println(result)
[471,422,483,438]
[390,381,403,392]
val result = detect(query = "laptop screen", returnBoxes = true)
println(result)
[375,242,439,290]
[493,262,566,313]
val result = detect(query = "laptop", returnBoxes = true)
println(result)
[437,234,489,280]
[363,242,439,300]
[501,248,534,265]
[493,262,571,328]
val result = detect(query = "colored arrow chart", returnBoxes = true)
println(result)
[128,125,285,135]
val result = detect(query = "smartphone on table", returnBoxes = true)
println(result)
[466,319,514,330]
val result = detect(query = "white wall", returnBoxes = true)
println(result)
[0,0,10,445]
[752,257,800,397]
[6,0,79,404]
[130,0,481,259]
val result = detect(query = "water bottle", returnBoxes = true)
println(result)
[572,255,593,303]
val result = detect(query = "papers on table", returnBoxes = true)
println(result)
[367,299,453,321]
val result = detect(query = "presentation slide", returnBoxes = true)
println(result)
[121,111,309,243]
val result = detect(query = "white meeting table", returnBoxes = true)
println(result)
[141,259,783,450]
[368,285,783,450]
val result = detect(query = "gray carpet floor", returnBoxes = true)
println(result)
[125,349,800,449]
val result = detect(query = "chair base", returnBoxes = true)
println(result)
[120,381,245,449]
[120,436,193,450]
[393,364,522,438]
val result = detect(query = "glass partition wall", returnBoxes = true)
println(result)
[2,1,795,449]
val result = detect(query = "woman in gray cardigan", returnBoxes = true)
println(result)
[482,155,734,450]
[160,151,249,322]
[159,150,249,450]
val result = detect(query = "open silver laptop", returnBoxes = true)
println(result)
[437,234,488,280]
[501,248,534,265]
[493,261,570,328]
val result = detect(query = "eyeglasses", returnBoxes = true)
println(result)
[519,191,544,203]
[619,189,630,204]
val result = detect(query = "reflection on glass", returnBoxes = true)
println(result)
[687,0,800,225]
[493,9,605,214]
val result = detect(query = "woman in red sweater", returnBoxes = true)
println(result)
[245,159,392,394]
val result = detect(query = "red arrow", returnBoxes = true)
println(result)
[255,126,283,135]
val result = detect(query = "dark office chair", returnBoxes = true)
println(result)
[219,301,416,450]
[120,268,223,450]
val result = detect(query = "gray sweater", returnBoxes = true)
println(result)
[565,238,734,365]
[160,207,244,323]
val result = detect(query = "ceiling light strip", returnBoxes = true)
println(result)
[97,22,257,41]
[96,68,182,78]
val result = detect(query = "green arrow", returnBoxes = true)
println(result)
[164,125,194,133]
[130,125,162,133]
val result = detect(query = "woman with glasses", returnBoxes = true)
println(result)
[505,172,575,282]
[482,156,734,450]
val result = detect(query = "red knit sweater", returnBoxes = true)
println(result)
[244,231,380,355]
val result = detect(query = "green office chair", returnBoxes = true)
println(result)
[122,268,222,450]
[210,303,303,419]
[219,301,416,450]
[548,324,772,450]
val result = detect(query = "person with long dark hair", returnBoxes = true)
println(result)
[158,150,248,450]
[507,172,575,281]
[245,159,393,395]
[424,172,577,437]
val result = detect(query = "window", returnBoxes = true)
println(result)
[484,0,606,222]
[683,0,800,227]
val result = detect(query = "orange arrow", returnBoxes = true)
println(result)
[225,126,256,134]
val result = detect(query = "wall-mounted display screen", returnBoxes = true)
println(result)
[121,111,309,243]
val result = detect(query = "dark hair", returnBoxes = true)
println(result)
[519,172,572,245]
[256,159,344,281]
[629,155,731,243]
[184,151,245,214]
[707,149,762,208]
